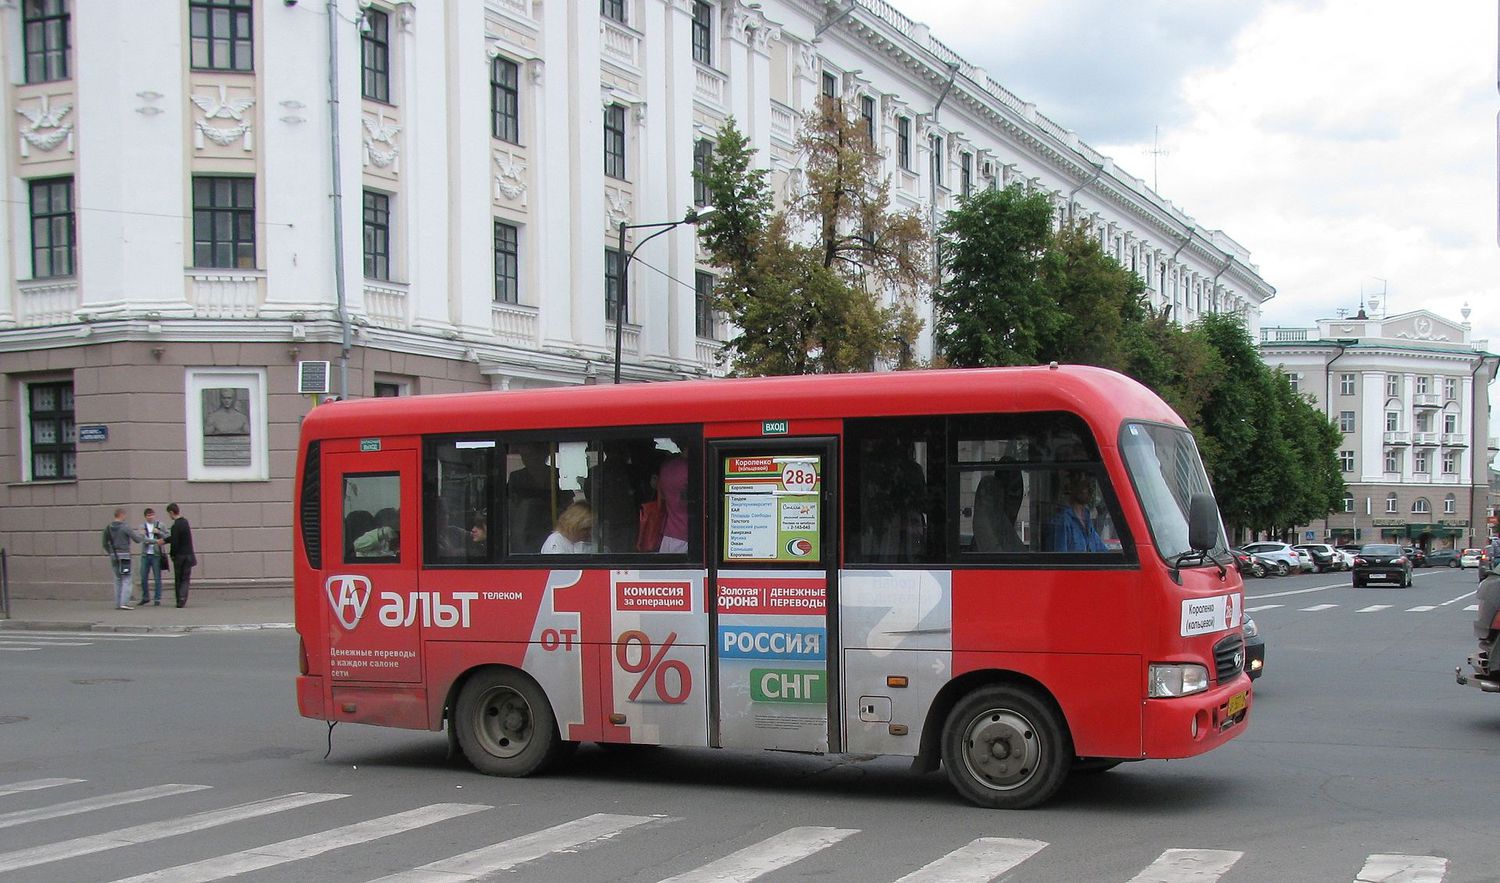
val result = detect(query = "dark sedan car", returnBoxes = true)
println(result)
[1403,545,1427,568]
[1243,615,1265,680]
[1353,543,1413,588]
[1428,548,1462,568]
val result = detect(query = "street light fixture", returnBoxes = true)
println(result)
[612,206,718,384]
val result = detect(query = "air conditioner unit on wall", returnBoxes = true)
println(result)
[298,360,331,395]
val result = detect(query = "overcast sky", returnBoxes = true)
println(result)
[904,0,1499,448]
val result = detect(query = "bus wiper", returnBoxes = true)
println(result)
[1170,549,1226,581]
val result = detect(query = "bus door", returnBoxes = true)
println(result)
[709,440,839,753]
[320,444,423,688]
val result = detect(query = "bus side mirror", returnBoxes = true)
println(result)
[1188,493,1219,553]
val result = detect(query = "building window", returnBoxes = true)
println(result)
[1444,494,1456,514]
[1385,493,1398,513]
[27,380,75,480]
[1416,411,1431,433]
[490,57,520,144]
[1386,373,1399,397]
[1415,375,1429,395]
[860,95,876,145]
[373,381,403,398]
[821,72,837,100]
[1413,451,1428,474]
[362,190,391,281]
[1338,450,1354,472]
[930,134,943,187]
[1384,450,1399,473]
[960,151,973,198]
[605,247,624,322]
[695,270,716,339]
[600,0,626,23]
[604,104,627,179]
[22,0,70,83]
[1285,372,1299,393]
[691,1,712,66]
[360,8,390,103]
[1340,373,1355,395]
[1338,411,1355,433]
[1385,411,1398,432]
[1444,377,1457,400]
[29,177,75,279]
[897,116,911,170]
[693,138,713,207]
[1412,498,1430,515]
[1444,412,1458,434]
[493,220,518,304]
[190,0,253,72]
[192,176,256,269]
[1442,452,1457,474]
[1342,493,1354,513]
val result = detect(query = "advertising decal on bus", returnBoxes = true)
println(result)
[716,571,829,749]
[1179,593,1242,637]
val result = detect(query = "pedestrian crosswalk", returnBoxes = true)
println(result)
[1246,599,1479,615]
[0,631,185,652]
[0,778,1457,882]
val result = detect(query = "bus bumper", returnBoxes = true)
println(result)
[1143,677,1251,758]
[297,675,324,719]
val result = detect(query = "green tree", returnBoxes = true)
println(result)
[934,184,1060,366]
[1122,306,1223,434]
[695,109,928,376]
[1035,220,1149,370]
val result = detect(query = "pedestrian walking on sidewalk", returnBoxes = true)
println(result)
[161,503,197,608]
[138,507,167,607]
[101,508,144,610]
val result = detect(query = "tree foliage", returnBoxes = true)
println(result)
[695,109,928,376]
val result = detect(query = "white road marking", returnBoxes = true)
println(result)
[1301,604,1338,612]
[370,812,661,882]
[1245,604,1283,612]
[0,791,346,874]
[893,837,1048,882]
[1440,591,1477,606]
[657,826,858,883]
[0,784,210,830]
[1466,605,1480,612]
[0,647,40,652]
[0,640,92,647]
[1357,605,1392,613]
[1406,606,1437,613]
[1355,853,1449,882]
[0,631,171,640]
[0,778,84,798]
[1128,848,1244,882]
[111,803,488,883]
[1245,568,1445,602]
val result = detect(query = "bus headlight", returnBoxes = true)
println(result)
[1148,663,1209,698]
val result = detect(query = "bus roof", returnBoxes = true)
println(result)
[300,365,1182,441]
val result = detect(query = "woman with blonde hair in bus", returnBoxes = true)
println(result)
[540,501,595,554]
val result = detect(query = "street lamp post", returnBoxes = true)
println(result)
[613,208,715,384]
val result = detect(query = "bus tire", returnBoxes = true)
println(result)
[454,668,561,777]
[941,684,1071,809]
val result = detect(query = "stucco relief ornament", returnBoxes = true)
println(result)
[494,153,527,201]
[16,95,74,157]
[606,189,632,226]
[362,111,402,171]
[192,85,255,150]
[1415,316,1432,337]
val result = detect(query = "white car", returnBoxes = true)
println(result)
[1242,542,1303,576]
[1460,549,1484,568]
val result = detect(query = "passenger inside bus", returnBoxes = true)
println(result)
[655,453,689,553]
[508,443,565,554]
[972,466,1026,552]
[540,501,595,554]
[856,435,930,561]
[587,440,643,553]
[1046,469,1107,552]
[353,507,400,557]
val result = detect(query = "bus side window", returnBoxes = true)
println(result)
[342,473,401,564]
[424,437,500,566]
[846,418,945,565]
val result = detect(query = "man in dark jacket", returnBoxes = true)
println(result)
[162,503,197,608]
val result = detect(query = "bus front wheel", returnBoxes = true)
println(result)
[941,684,1071,809]
[455,668,562,777]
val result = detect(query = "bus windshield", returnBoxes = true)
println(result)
[1120,422,1226,560]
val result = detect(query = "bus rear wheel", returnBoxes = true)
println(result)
[455,668,562,777]
[941,684,1071,809]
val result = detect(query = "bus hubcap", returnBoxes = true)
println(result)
[962,709,1040,791]
[476,687,532,758]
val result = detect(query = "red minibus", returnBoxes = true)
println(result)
[294,365,1250,808]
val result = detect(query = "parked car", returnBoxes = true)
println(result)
[1242,541,1302,576]
[1243,616,1265,680]
[1402,546,1427,568]
[1353,543,1413,588]
[1460,548,1484,569]
[1230,548,1267,578]
[1428,548,1463,568]
[1294,543,1341,572]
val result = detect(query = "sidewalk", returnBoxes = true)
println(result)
[0,593,294,633]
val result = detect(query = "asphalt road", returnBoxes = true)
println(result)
[0,565,1493,882]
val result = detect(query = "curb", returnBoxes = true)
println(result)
[0,620,294,634]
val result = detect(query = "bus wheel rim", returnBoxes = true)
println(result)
[961,708,1041,792]
[475,686,533,759]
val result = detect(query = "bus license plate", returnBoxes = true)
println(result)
[1226,692,1246,718]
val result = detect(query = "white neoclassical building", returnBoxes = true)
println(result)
[0,0,1275,596]
[1259,303,1499,551]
